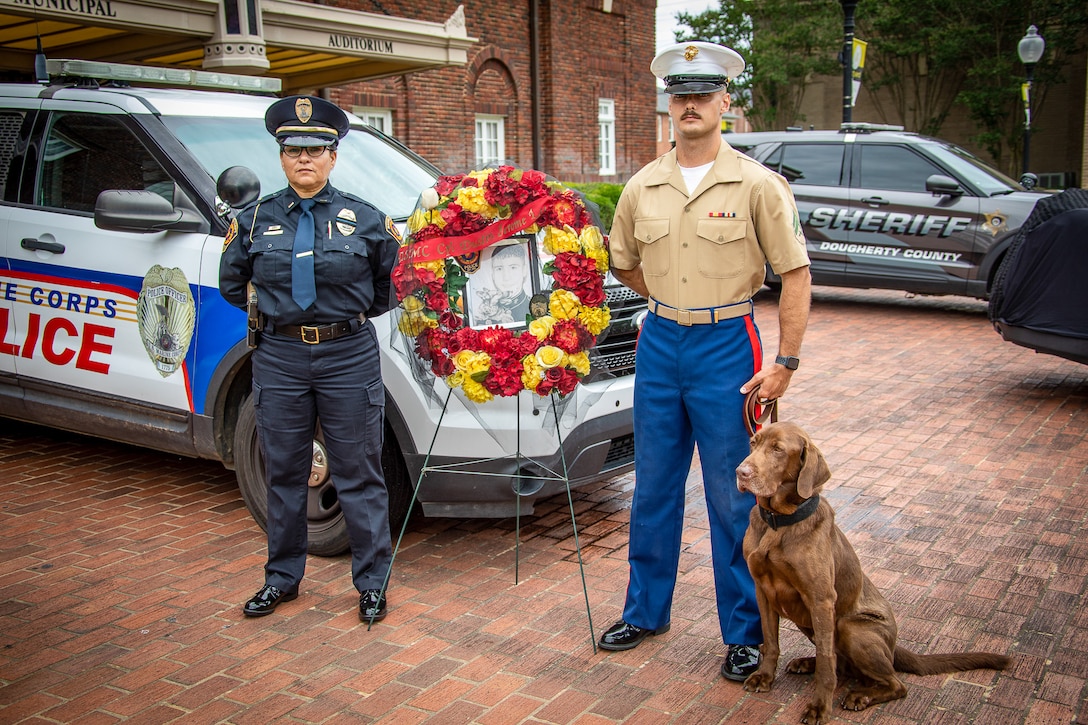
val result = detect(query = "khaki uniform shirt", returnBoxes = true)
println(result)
[610,141,810,309]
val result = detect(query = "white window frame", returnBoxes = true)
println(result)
[352,107,393,135]
[474,115,505,167]
[598,99,616,176]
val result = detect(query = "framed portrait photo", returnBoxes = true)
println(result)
[465,238,536,329]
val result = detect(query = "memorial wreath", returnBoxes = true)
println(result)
[392,166,611,403]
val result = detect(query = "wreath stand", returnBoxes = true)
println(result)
[365,387,598,653]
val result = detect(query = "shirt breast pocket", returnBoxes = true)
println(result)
[633,217,670,277]
[696,218,748,279]
[323,236,370,285]
[250,234,294,284]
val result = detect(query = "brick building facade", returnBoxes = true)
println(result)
[323,0,657,183]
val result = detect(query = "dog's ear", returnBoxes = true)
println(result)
[797,436,831,498]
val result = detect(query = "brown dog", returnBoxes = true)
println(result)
[736,421,1010,724]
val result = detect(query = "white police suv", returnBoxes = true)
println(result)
[727,124,1050,299]
[0,60,641,554]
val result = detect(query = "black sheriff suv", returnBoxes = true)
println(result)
[726,123,1050,299]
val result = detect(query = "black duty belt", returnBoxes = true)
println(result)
[270,317,365,344]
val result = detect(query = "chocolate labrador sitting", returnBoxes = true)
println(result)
[736,421,1010,724]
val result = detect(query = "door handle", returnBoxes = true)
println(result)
[860,196,890,206]
[21,238,65,254]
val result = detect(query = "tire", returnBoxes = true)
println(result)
[233,394,414,557]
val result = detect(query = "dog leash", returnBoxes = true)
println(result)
[743,386,778,437]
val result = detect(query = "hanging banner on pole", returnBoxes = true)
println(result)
[851,39,868,107]
[1021,81,1032,128]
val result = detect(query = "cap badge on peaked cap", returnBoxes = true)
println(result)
[684,45,699,62]
[295,98,313,124]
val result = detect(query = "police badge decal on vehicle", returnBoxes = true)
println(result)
[137,266,196,377]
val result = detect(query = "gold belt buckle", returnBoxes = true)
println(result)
[301,325,320,344]
[676,308,693,326]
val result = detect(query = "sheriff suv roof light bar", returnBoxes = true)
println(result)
[840,122,906,133]
[45,59,282,94]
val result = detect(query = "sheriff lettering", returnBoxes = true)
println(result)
[9,0,117,17]
[808,207,972,238]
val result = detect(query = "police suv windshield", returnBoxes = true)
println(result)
[922,140,1024,197]
[161,116,437,219]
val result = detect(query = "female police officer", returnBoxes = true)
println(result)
[219,95,400,622]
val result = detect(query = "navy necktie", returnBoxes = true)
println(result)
[291,198,317,310]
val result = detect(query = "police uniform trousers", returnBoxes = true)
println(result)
[622,311,763,646]
[250,321,392,593]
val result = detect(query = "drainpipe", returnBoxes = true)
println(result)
[530,0,543,170]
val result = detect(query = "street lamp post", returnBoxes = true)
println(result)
[841,0,858,125]
[1017,25,1045,178]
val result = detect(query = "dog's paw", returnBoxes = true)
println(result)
[786,656,816,674]
[841,691,874,711]
[800,700,830,724]
[742,671,774,692]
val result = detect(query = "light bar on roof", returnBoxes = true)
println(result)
[45,59,282,93]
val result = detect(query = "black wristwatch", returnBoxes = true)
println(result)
[775,355,800,370]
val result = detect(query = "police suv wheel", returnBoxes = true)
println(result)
[233,395,414,557]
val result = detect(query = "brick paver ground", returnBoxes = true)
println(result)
[1,286,1086,724]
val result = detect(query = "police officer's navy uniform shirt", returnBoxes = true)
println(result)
[220,183,400,326]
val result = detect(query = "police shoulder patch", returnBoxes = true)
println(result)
[385,215,402,243]
[223,218,238,252]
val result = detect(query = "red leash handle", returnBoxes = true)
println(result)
[743,387,779,438]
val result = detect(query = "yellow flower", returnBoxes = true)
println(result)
[407,208,429,234]
[585,247,610,274]
[566,351,591,376]
[468,169,494,183]
[580,225,605,251]
[416,259,445,275]
[578,306,611,336]
[462,378,493,404]
[445,371,465,388]
[400,295,424,313]
[522,357,544,391]
[397,311,436,336]
[452,349,491,374]
[536,345,565,369]
[456,186,497,217]
[528,315,557,341]
[542,226,580,255]
[549,289,582,320]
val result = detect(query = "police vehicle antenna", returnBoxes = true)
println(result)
[34,33,48,85]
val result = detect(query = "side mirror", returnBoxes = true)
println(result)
[217,166,261,210]
[95,190,207,233]
[925,174,965,197]
[1019,172,1039,191]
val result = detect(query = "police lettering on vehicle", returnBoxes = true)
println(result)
[807,207,972,238]
[816,242,963,263]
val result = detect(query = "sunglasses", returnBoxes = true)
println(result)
[281,145,334,158]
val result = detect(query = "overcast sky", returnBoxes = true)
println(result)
[656,0,717,53]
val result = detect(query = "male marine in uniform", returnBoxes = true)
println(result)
[599,42,812,682]
[219,95,400,622]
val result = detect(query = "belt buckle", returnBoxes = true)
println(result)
[676,308,693,326]
[300,325,320,344]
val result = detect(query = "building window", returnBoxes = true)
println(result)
[353,107,393,135]
[474,115,505,167]
[598,99,615,176]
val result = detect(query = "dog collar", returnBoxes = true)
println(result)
[759,495,820,530]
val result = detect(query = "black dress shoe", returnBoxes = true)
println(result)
[359,589,388,622]
[720,644,761,681]
[598,619,670,651]
[243,585,298,617]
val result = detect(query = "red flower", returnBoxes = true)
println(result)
[573,279,606,307]
[484,166,519,207]
[414,223,445,242]
[431,356,455,377]
[477,326,515,356]
[438,310,463,330]
[550,319,591,353]
[435,174,464,197]
[450,326,480,353]
[553,252,600,290]
[425,288,449,312]
[483,359,523,397]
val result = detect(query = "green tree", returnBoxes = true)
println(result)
[675,0,841,131]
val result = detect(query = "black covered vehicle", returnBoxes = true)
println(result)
[728,124,1050,299]
[988,188,1088,365]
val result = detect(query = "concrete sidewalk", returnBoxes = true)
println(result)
[1,286,1086,724]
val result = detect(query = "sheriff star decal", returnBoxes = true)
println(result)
[982,210,1008,237]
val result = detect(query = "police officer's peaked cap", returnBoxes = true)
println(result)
[265,95,350,147]
[651,41,745,95]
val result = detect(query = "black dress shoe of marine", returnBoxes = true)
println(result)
[359,589,388,622]
[598,619,670,651]
[243,585,298,617]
